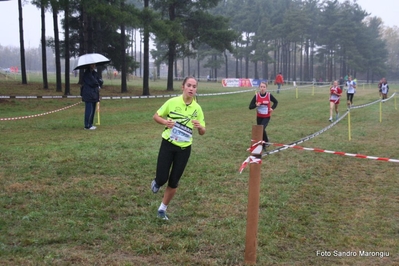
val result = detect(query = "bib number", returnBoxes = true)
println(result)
[170,122,193,142]
[258,104,269,115]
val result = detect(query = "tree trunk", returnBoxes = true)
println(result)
[167,40,176,90]
[77,5,85,85]
[277,42,281,74]
[262,60,268,80]
[166,4,177,90]
[64,1,70,95]
[18,0,27,84]
[273,40,277,79]
[197,55,200,80]
[235,42,239,78]
[224,51,228,78]
[52,4,62,92]
[187,51,191,76]
[342,48,347,79]
[139,33,142,77]
[282,42,287,79]
[304,39,309,81]
[142,0,150,95]
[300,41,303,82]
[310,40,315,82]
[40,3,48,89]
[214,55,217,81]
[182,57,185,77]
[121,22,127,93]
[174,57,177,78]
[254,61,258,79]
[240,57,243,78]
[245,51,249,78]
[287,44,291,81]
[293,42,297,82]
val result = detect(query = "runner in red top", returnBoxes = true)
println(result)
[329,80,342,122]
[249,81,278,150]
[274,72,284,94]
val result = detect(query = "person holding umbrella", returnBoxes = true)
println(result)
[81,63,103,130]
[75,53,109,130]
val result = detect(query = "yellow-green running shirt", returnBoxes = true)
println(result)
[157,95,205,148]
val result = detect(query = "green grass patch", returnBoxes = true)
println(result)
[0,80,398,265]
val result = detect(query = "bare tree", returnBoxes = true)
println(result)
[40,1,49,89]
[18,0,27,84]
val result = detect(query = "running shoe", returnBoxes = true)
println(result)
[157,210,169,220]
[151,180,160,193]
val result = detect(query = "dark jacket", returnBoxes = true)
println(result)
[81,68,103,102]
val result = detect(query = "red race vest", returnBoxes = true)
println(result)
[256,92,271,118]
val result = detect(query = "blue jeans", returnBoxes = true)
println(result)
[84,102,97,128]
[277,83,281,92]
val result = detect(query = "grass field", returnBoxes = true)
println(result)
[0,76,398,265]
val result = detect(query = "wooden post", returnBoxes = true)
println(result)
[95,102,101,125]
[244,125,263,265]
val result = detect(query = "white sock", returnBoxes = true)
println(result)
[158,202,167,212]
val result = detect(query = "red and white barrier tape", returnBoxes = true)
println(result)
[270,142,399,163]
[239,156,262,174]
[261,92,398,158]
[239,140,265,173]
[247,140,265,153]
[0,102,82,121]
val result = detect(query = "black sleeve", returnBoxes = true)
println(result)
[249,95,257,109]
[270,94,278,110]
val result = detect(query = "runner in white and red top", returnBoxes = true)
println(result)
[380,77,389,100]
[249,81,278,150]
[345,75,356,107]
[329,80,342,122]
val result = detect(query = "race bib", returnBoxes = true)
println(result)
[258,104,269,115]
[170,122,193,142]
[330,94,339,101]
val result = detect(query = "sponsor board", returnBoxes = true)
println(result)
[222,78,267,87]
